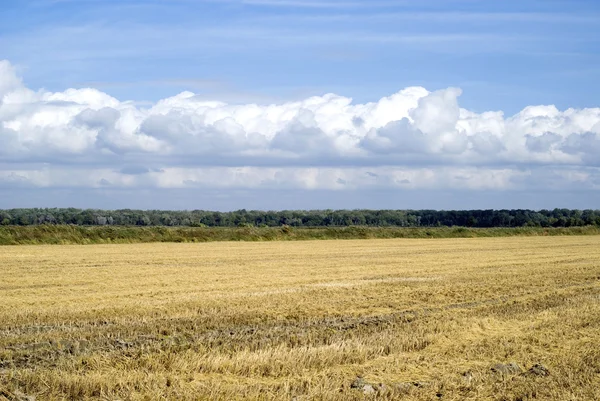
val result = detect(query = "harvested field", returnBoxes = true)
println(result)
[1,237,599,400]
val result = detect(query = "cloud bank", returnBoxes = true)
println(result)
[1,59,600,193]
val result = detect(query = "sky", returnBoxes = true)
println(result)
[1,0,600,210]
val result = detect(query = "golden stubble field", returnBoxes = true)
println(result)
[1,237,599,400]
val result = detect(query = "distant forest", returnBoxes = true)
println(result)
[1,208,599,228]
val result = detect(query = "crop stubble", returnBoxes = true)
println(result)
[1,237,599,400]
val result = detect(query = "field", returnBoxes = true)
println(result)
[1,237,599,400]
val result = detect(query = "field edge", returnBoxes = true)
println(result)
[1,225,600,245]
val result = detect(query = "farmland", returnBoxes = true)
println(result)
[1,237,599,400]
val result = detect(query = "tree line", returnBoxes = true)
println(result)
[1,208,599,228]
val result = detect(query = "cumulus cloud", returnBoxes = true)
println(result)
[360,118,428,155]
[561,132,600,161]
[1,59,600,192]
[525,132,562,153]
[0,61,22,97]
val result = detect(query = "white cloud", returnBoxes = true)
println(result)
[2,59,600,191]
[0,61,22,98]
[3,165,599,193]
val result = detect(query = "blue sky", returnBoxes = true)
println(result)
[1,0,600,210]
[3,0,600,112]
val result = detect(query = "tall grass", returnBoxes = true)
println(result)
[1,225,599,245]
